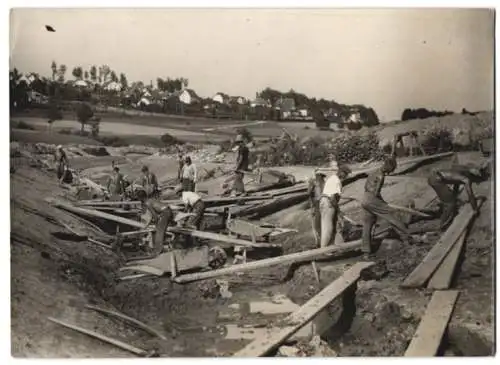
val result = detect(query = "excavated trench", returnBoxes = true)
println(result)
[11,151,494,357]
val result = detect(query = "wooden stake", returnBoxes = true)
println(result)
[47,317,152,357]
[84,304,167,340]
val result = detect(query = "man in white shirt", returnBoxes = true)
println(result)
[181,191,205,230]
[317,160,348,248]
[180,156,197,192]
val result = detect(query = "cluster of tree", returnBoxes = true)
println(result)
[401,108,454,121]
[257,87,379,128]
[156,77,189,93]
[11,62,381,128]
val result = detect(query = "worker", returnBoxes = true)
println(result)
[361,156,413,255]
[427,161,490,230]
[140,165,159,199]
[177,152,184,183]
[180,156,197,192]
[54,145,69,183]
[317,161,350,248]
[181,190,205,229]
[222,134,250,195]
[107,166,126,198]
[307,170,326,245]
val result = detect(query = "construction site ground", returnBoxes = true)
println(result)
[10,147,494,357]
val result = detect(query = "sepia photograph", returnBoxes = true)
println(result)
[8,6,495,358]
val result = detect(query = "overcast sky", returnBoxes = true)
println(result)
[10,8,494,121]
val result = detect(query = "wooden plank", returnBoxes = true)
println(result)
[427,198,484,290]
[233,261,375,357]
[427,232,467,290]
[84,304,167,340]
[173,239,364,284]
[167,227,279,249]
[76,200,142,207]
[47,198,147,229]
[161,195,274,206]
[122,246,210,275]
[404,290,460,357]
[47,317,152,357]
[401,204,476,288]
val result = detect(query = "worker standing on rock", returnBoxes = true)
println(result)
[180,156,197,192]
[223,134,250,196]
[427,161,490,230]
[361,156,413,255]
[107,166,126,199]
[140,165,159,199]
[317,160,349,248]
[177,152,184,183]
[54,145,69,183]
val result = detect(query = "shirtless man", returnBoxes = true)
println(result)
[427,161,490,230]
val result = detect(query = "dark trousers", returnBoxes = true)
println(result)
[311,201,321,244]
[187,200,205,229]
[361,194,410,253]
[181,178,195,192]
[428,173,459,229]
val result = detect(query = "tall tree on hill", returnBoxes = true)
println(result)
[51,61,57,81]
[89,65,97,82]
[57,64,67,83]
[84,70,89,80]
[110,71,118,82]
[101,65,111,83]
[98,66,103,83]
[157,77,164,91]
[119,73,128,89]
[72,66,83,80]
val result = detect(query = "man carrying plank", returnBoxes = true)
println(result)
[361,156,413,255]
[427,161,490,230]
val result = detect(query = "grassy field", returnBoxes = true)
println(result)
[11,108,494,149]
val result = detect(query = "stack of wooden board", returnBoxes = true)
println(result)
[401,200,482,290]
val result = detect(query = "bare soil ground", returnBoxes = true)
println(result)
[10,124,494,357]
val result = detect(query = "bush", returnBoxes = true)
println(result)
[420,126,454,154]
[11,120,34,130]
[58,128,73,135]
[329,131,385,163]
[160,133,183,146]
[96,136,129,147]
[235,127,253,142]
[255,131,385,167]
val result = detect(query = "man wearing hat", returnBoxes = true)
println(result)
[317,160,349,248]
[427,160,490,230]
[140,165,159,199]
[361,156,412,255]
